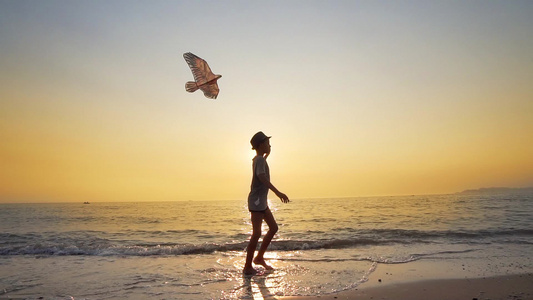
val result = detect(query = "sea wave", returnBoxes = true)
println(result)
[0,239,482,266]
[331,228,533,239]
[1,227,531,257]
[0,238,380,256]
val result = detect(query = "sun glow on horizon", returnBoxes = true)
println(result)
[1,1,532,203]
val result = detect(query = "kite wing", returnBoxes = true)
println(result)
[199,82,219,99]
[183,52,217,85]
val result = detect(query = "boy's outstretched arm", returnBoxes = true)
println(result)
[258,173,290,203]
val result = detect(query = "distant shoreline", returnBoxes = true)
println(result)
[457,187,533,195]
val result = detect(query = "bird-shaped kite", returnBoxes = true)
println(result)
[183,52,222,99]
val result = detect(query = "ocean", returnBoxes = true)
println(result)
[1,192,532,299]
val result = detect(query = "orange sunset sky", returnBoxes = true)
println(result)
[1,1,532,203]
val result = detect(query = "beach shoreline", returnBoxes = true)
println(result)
[280,273,533,300]
[1,196,531,299]
[280,259,533,300]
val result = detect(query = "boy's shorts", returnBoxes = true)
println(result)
[249,207,268,213]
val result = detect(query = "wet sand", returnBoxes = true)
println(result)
[280,259,533,300]
[282,274,533,300]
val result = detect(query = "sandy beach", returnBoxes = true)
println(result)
[281,260,533,300]
[282,274,533,300]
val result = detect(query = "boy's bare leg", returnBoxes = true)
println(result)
[243,212,264,275]
[253,208,278,270]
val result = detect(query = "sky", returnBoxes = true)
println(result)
[1,1,532,203]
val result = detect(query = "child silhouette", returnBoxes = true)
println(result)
[243,131,290,275]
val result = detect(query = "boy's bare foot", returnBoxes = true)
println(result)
[243,266,258,276]
[253,258,274,270]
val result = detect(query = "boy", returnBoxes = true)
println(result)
[243,131,290,275]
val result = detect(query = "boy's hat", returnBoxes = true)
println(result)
[250,131,271,150]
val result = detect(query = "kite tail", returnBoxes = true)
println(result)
[185,81,199,93]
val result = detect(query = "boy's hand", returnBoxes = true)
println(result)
[276,191,290,203]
